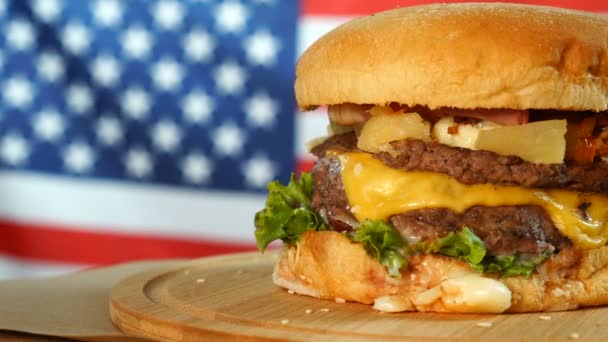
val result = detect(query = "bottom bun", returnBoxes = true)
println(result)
[273,231,608,313]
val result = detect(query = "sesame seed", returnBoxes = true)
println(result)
[569,333,580,340]
[196,278,206,284]
[320,308,330,312]
[280,319,289,325]
[539,315,551,321]
[476,322,493,328]
[287,290,295,294]
[305,309,313,314]
[335,297,346,303]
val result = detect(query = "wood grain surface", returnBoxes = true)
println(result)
[109,252,608,341]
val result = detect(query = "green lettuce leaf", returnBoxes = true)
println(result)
[425,227,487,272]
[423,227,550,277]
[353,220,407,278]
[350,222,549,278]
[254,172,327,252]
[483,252,551,277]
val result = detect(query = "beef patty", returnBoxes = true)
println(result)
[311,155,572,258]
[311,132,608,194]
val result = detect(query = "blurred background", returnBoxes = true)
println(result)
[0,0,604,279]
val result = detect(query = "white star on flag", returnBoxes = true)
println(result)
[181,89,215,124]
[213,60,247,95]
[121,26,154,60]
[244,92,278,129]
[61,21,91,55]
[32,0,63,22]
[34,108,66,142]
[66,84,93,114]
[121,86,151,120]
[3,75,35,109]
[244,29,281,67]
[63,141,95,173]
[124,147,154,178]
[181,152,213,184]
[242,154,276,189]
[37,52,65,83]
[182,28,215,63]
[212,122,246,157]
[96,116,124,147]
[153,0,184,31]
[151,120,182,153]
[91,53,122,87]
[215,0,249,33]
[151,58,184,92]
[6,19,35,51]
[0,132,30,166]
[93,0,124,27]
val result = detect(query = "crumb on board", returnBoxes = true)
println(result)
[335,297,346,303]
[319,308,330,312]
[476,322,493,328]
[305,309,313,314]
[287,290,295,294]
[196,278,206,284]
[569,332,580,340]
[280,319,289,325]
[538,315,551,321]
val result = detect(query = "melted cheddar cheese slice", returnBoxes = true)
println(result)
[339,152,608,249]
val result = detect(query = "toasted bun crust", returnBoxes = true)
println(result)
[274,231,608,313]
[295,3,608,111]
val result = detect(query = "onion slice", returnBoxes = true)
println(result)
[328,104,371,125]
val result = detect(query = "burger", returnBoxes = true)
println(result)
[254,3,608,313]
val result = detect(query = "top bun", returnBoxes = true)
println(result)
[295,3,608,111]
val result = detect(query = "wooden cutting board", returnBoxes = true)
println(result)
[110,251,608,341]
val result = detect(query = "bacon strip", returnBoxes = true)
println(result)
[328,103,530,126]
[436,108,529,126]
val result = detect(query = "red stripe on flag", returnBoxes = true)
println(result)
[302,0,608,16]
[0,218,257,265]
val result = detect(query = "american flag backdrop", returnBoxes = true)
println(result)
[0,0,605,278]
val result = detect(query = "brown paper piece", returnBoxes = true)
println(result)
[0,259,185,341]
[0,330,80,341]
